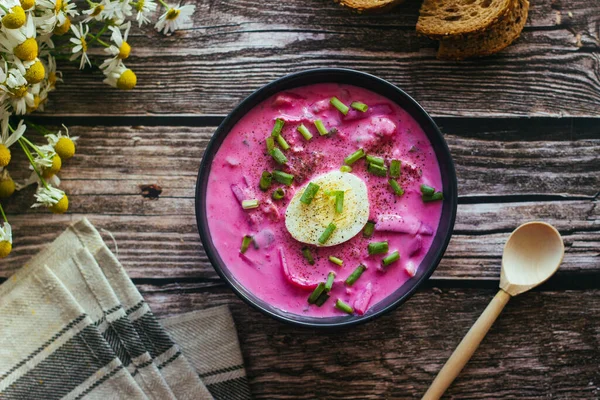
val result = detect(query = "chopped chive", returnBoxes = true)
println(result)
[420,184,436,196]
[335,299,354,314]
[344,148,365,165]
[423,192,444,202]
[330,97,349,115]
[269,148,288,164]
[340,165,352,173]
[363,221,375,238]
[276,134,290,150]
[308,282,326,304]
[266,136,275,153]
[366,155,384,166]
[345,264,366,286]
[271,118,285,137]
[325,272,336,292]
[367,163,387,177]
[351,101,368,112]
[297,124,313,141]
[329,256,343,266]
[302,247,315,265]
[318,223,336,245]
[314,292,330,307]
[272,170,294,186]
[390,159,401,178]
[259,171,272,191]
[368,241,388,255]
[240,235,253,254]
[388,179,404,196]
[314,119,329,136]
[272,187,285,200]
[382,250,400,267]
[242,199,259,209]
[300,182,320,205]
[334,190,344,213]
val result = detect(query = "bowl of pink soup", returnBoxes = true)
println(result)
[196,69,457,328]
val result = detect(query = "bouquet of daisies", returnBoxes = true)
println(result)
[0,0,195,258]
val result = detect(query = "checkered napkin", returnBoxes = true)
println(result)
[0,218,251,400]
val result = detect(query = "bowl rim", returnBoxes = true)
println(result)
[195,68,458,329]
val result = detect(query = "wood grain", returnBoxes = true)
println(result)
[140,283,600,399]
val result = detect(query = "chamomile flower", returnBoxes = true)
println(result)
[69,23,91,69]
[103,64,136,90]
[44,54,62,90]
[12,58,46,84]
[46,125,78,159]
[155,3,195,35]
[0,221,12,258]
[100,22,131,72]
[0,16,38,61]
[20,0,36,11]
[0,169,15,198]
[32,184,68,213]
[0,119,26,166]
[0,0,26,30]
[102,0,132,23]
[134,0,157,26]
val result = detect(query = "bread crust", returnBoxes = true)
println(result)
[336,0,405,13]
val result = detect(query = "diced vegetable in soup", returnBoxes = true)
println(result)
[205,83,443,317]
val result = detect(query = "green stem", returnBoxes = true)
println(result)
[96,38,111,47]
[18,139,48,189]
[0,203,7,224]
[20,136,45,158]
[26,121,52,135]
[157,0,170,9]
[0,4,10,13]
[87,23,110,47]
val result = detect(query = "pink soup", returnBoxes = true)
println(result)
[205,83,443,318]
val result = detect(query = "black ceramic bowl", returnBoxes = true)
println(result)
[195,68,457,328]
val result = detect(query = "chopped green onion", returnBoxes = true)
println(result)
[308,282,326,304]
[271,118,285,137]
[340,165,352,173]
[363,221,375,238]
[266,137,275,153]
[423,192,444,202]
[242,199,259,209]
[344,148,365,165]
[420,184,436,196]
[269,148,288,165]
[366,155,384,166]
[240,235,253,254]
[367,163,387,177]
[351,101,368,112]
[328,256,343,266]
[325,272,336,292]
[300,182,320,205]
[272,187,285,200]
[334,191,344,213]
[368,241,388,255]
[388,179,404,196]
[318,223,336,245]
[272,170,294,186]
[345,264,366,286]
[382,250,400,267]
[314,119,329,136]
[335,299,354,314]
[314,293,330,307]
[302,247,315,265]
[297,124,313,141]
[276,134,290,150]
[259,171,272,191]
[390,159,401,178]
[330,97,349,115]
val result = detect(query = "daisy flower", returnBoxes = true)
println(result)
[12,58,46,84]
[0,168,16,199]
[100,22,131,73]
[46,125,78,159]
[32,184,68,213]
[44,54,62,90]
[33,0,67,34]
[134,0,157,27]
[69,23,91,69]
[0,68,33,115]
[0,118,26,167]
[82,1,107,23]
[0,0,26,30]
[20,0,36,11]
[103,64,137,90]
[102,0,132,23]
[0,220,12,258]
[155,3,195,35]
[0,16,38,61]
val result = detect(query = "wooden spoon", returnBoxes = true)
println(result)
[422,221,565,400]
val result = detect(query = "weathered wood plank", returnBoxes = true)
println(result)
[141,283,600,399]
[35,0,600,117]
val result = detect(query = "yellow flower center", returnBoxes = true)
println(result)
[80,36,88,52]
[54,0,62,13]
[20,0,35,10]
[0,175,15,199]
[0,145,11,167]
[117,69,137,90]
[135,0,144,11]
[55,137,75,159]
[118,41,131,59]
[24,60,45,84]
[53,17,70,35]
[0,241,12,258]
[50,195,69,214]
[10,85,28,98]
[2,6,26,29]
[26,94,41,113]
[43,154,62,178]
[14,38,38,61]
[91,4,104,16]
[49,71,57,87]
[166,8,180,20]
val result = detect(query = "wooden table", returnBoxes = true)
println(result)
[3,0,600,398]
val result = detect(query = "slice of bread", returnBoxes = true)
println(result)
[416,0,513,38]
[437,0,528,60]
[335,0,405,13]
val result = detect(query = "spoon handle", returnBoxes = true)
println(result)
[422,289,511,400]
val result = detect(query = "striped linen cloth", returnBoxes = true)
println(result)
[0,218,251,400]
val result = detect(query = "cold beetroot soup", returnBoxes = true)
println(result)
[205,83,444,318]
